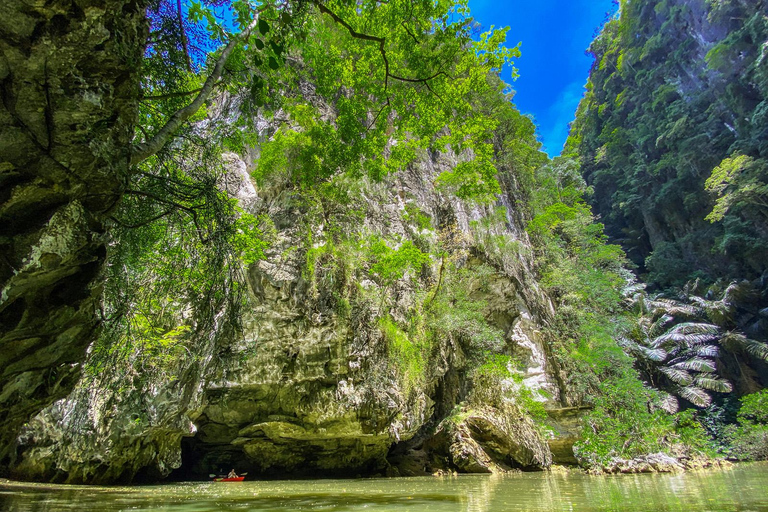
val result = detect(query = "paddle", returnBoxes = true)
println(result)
[209,472,248,478]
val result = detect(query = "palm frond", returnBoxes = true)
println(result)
[688,295,709,308]
[619,334,668,362]
[721,332,768,362]
[696,345,719,357]
[640,346,668,362]
[648,314,674,338]
[704,301,734,327]
[622,282,646,297]
[649,298,702,319]
[652,322,719,348]
[694,376,733,393]
[672,357,716,373]
[742,338,768,362]
[616,335,634,349]
[722,280,758,305]
[660,366,693,385]
[658,392,679,414]
[677,385,712,407]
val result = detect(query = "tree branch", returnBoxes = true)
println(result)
[130,17,260,166]
[176,0,193,72]
[124,189,208,242]
[313,1,447,95]
[141,87,204,101]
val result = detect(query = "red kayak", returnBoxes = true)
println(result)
[213,476,245,482]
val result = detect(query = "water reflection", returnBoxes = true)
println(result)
[1,463,766,512]
[457,471,500,512]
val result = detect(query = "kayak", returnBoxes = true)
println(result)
[212,476,245,482]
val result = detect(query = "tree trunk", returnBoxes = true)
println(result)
[0,0,147,473]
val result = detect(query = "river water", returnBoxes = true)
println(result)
[1,463,766,511]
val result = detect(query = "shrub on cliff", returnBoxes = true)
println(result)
[725,390,768,461]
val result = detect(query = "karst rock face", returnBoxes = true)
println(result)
[9,137,562,483]
[0,0,148,474]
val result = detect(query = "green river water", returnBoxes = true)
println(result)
[1,463,766,512]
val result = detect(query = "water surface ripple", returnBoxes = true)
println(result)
[1,462,766,511]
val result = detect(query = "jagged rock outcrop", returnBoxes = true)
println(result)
[0,0,148,474]
[9,135,563,482]
[586,453,732,475]
[429,406,551,473]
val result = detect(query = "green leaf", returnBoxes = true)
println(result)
[268,56,279,70]
[258,18,270,35]
[660,366,693,385]
[671,357,716,373]
[254,38,265,50]
[694,376,733,393]
[270,40,284,56]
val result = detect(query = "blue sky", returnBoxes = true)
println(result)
[467,0,618,157]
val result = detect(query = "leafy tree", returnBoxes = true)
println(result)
[705,154,768,224]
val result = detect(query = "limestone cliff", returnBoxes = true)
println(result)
[0,0,148,473]
[9,126,562,482]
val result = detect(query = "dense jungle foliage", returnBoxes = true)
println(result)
[562,0,768,463]
[567,0,768,288]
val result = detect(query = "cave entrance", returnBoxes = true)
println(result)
[168,436,251,481]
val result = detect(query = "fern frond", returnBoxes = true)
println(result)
[652,322,719,348]
[672,357,716,373]
[696,345,719,357]
[677,386,712,407]
[743,338,768,362]
[721,332,768,362]
[648,314,674,338]
[722,280,757,305]
[640,346,668,362]
[660,366,693,385]
[622,283,646,297]
[658,392,679,414]
[649,298,702,319]
[704,301,734,327]
[694,376,733,393]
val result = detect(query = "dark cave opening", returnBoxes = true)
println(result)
[167,436,252,481]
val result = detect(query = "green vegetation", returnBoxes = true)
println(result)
[90,0,523,383]
[526,156,630,404]
[379,316,431,394]
[567,0,768,287]
[725,390,768,461]
[576,376,714,466]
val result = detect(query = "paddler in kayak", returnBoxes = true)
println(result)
[227,469,238,479]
